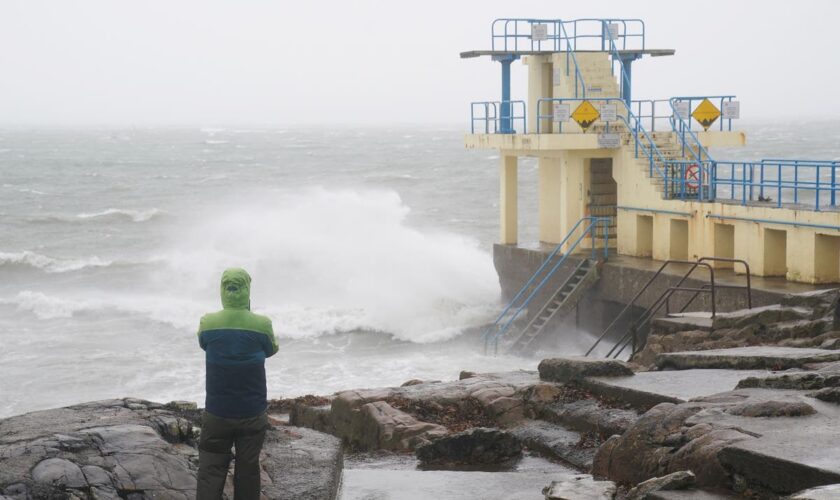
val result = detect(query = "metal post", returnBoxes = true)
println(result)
[500,60,512,133]
[760,163,765,200]
[777,164,782,208]
[816,165,821,211]
[494,54,519,134]
[748,163,754,201]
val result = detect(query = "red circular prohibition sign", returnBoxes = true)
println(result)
[685,163,701,189]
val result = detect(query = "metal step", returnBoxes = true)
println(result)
[506,258,601,355]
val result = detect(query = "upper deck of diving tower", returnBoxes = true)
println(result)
[461,18,840,285]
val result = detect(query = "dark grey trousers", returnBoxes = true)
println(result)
[196,410,268,500]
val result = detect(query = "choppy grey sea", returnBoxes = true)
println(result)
[1,121,838,417]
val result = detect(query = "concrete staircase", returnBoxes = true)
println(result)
[624,131,700,200]
[554,51,700,201]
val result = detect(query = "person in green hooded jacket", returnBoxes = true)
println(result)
[196,268,278,499]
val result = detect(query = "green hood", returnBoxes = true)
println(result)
[220,268,251,310]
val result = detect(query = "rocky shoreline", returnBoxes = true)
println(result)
[3,289,840,499]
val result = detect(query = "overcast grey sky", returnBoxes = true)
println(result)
[1,0,837,126]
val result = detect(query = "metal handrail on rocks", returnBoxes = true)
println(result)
[586,256,755,359]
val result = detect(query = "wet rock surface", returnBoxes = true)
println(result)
[355,401,448,451]
[655,346,840,370]
[0,398,342,500]
[636,290,840,368]
[510,420,598,471]
[646,490,740,499]
[542,474,617,499]
[538,357,634,384]
[807,387,840,404]
[415,428,522,467]
[593,387,840,497]
[625,470,696,500]
[289,371,540,452]
[538,398,638,438]
[789,483,840,499]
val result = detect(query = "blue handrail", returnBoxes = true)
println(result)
[666,96,722,200]
[669,96,737,133]
[490,18,645,52]
[631,99,671,131]
[470,100,527,134]
[481,217,610,355]
[557,21,587,98]
[712,159,840,211]
[600,20,632,104]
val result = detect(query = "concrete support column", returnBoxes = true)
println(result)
[538,152,587,250]
[538,157,563,243]
[560,154,586,248]
[500,155,518,245]
[653,216,691,261]
[525,55,552,133]
[733,221,761,274]
[787,229,816,283]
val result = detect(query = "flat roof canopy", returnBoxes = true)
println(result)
[460,49,675,59]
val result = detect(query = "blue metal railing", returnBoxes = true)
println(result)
[631,99,671,131]
[488,18,644,101]
[490,18,645,52]
[470,100,526,134]
[669,96,737,134]
[712,160,840,211]
[665,96,722,201]
[558,21,587,99]
[600,20,632,104]
[481,217,610,355]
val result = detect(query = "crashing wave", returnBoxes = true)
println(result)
[0,251,113,273]
[75,208,163,222]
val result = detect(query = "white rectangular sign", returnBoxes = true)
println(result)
[552,67,562,85]
[605,23,619,41]
[722,101,740,119]
[553,103,570,122]
[598,133,621,149]
[531,24,548,41]
[673,101,689,120]
[599,104,617,122]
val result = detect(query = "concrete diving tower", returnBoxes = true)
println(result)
[463,18,840,284]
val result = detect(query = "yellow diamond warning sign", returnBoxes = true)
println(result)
[691,98,721,131]
[572,100,600,132]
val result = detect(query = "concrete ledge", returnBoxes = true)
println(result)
[648,490,740,499]
[581,369,772,411]
[656,347,840,370]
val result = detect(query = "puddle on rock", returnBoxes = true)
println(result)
[339,451,579,500]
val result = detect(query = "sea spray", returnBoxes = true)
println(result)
[159,187,500,342]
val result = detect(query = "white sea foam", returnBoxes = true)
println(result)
[76,208,163,222]
[151,187,501,343]
[0,251,113,273]
[1,290,203,330]
[3,184,45,195]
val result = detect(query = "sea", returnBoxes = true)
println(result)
[1,121,838,418]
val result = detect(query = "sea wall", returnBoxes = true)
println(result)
[493,244,823,337]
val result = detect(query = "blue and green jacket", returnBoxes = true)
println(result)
[198,268,278,419]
